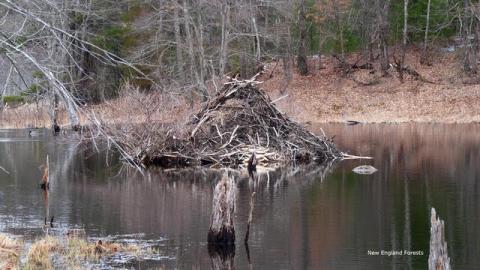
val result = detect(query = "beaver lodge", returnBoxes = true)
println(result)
[117,75,341,168]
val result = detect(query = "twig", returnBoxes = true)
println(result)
[191,114,210,138]
[220,125,239,149]
[341,152,373,160]
[0,166,9,175]
[270,94,289,104]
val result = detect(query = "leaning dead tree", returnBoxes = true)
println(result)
[208,174,236,245]
[428,208,451,270]
[117,75,341,168]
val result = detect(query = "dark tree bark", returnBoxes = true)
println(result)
[399,0,409,83]
[297,0,308,76]
[376,0,392,76]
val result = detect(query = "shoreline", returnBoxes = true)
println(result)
[2,52,480,129]
[1,119,479,131]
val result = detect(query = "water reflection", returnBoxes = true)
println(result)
[0,125,479,269]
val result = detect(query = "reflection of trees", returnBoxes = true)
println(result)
[319,124,480,269]
[319,124,480,179]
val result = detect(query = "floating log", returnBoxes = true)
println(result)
[428,208,451,270]
[346,120,360,125]
[352,165,377,175]
[208,174,236,245]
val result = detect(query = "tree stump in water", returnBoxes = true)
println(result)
[428,208,451,270]
[208,243,235,270]
[208,174,236,245]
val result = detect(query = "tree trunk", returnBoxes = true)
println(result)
[183,1,208,101]
[208,174,236,245]
[428,208,451,270]
[472,20,479,74]
[333,0,345,63]
[399,0,409,83]
[252,18,261,63]
[421,0,432,65]
[297,0,308,75]
[174,4,184,77]
[377,0,392,76]
[195,14,208,91]
[463,0,473,72]
[219,1,230,77]
[51,92,60,132]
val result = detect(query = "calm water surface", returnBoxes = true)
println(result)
[0,124,479,269]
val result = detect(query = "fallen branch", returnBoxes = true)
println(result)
[0,166,9,175]
[341,153,373,160]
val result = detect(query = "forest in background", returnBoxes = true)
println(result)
[1,0,480,129]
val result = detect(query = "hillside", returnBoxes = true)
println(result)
[261,48,480,124]
[2,48,480,129]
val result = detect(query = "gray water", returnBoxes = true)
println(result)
[0,124,479,269]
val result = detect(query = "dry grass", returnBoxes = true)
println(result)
[0,84,194,129]
[25,236,59,270]
[89,83,195,126]
[0,233,150,269]
[0,234,22,270]
[64,237,141,268]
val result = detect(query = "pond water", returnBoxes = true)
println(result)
[0,124,479,269]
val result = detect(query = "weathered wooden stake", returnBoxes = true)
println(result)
[208,174,236,245]
[428,208,451,270]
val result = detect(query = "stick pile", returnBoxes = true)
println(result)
[116,76,341,167]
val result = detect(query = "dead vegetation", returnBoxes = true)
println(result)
[0,234,22,270]
[108,76,340,167]
[26,236,60,269]
[0,233,153,269]
[3,49,480,131]
[262,49,480,124]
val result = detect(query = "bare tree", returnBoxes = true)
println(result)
[174,2,185,77]
[421,0,432,65]
[297,0,308,75]
[376,0,392,76]
[399,0,409,83]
